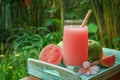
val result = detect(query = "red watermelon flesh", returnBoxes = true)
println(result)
[100,54,115,67]
[39,44,62,65]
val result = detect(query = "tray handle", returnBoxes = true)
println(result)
[27,58,81,80]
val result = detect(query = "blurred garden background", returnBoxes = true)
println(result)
[0,0,120,80]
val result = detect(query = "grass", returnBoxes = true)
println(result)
[0,48,39,80]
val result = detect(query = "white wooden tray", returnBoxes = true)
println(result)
[27,48,120,80]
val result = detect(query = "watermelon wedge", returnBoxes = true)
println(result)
[39,44,62,65]
[100,54,115,67]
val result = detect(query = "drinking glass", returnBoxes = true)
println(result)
[63,20,88,66]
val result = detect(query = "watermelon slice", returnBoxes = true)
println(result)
[39,44,62,65]
[100,54,115,67]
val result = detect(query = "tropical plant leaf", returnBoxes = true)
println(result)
[46,19,54,26]
[88,23,98,33]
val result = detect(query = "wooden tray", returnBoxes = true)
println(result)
[27,48,120,80]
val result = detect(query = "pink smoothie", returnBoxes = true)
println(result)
[63,25,88,66]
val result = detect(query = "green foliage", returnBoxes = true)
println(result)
[0,29,62,80]
[88,23,98,40]
[88,23,98,33]
[112,37,120,50]
[64,0,89,19]
[6,25,62,54]
[90,0,120,49]
[44,31,62,44]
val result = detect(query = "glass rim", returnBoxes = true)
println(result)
[64,20,83,24]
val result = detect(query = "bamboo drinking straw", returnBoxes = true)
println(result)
[81,10,93,27]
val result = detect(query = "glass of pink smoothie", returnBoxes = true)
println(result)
[63,20,88,66]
